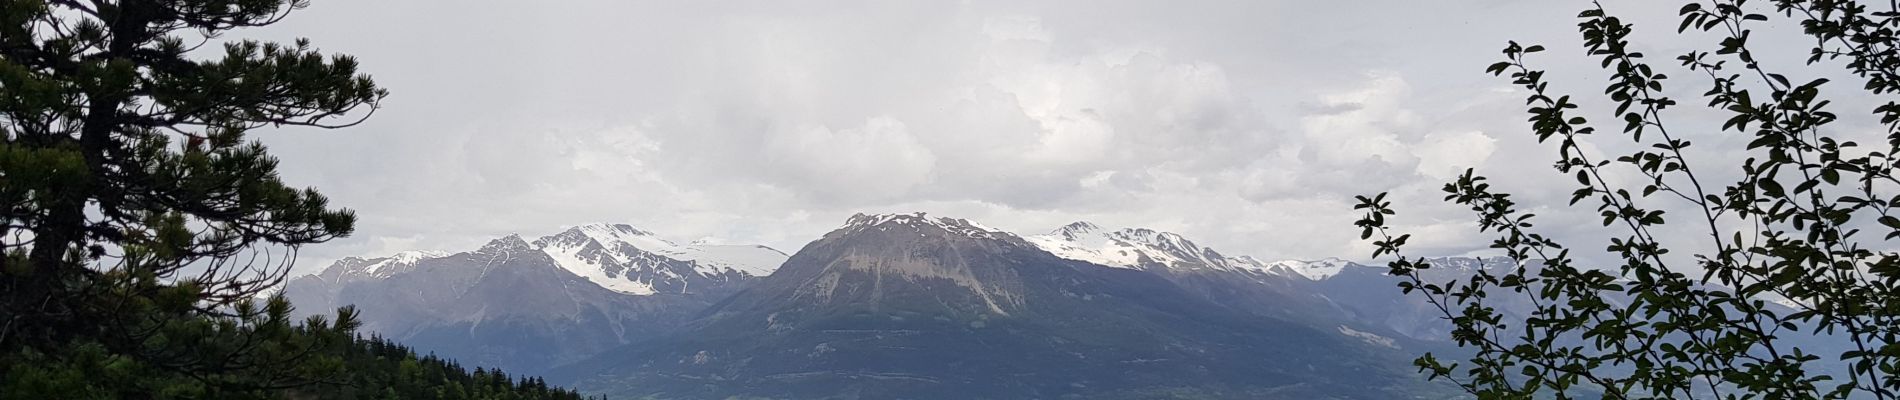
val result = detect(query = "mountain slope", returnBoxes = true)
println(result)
[1024,222,1417,339]
[283,223,787,375]
[1309,257,1517,342]
[532,223,785,295]
[557,213,1448,399]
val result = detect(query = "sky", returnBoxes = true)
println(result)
[229,0,1867,275]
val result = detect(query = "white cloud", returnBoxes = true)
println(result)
[239,0,1760,273]
[764,117,937,201]
[1414,131,1498,180]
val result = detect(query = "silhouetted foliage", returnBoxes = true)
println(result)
[1355,0,1900,398]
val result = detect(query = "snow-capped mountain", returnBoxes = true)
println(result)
[303,250,454,285]
[837,211,1010,239]
[1025,221,1244,273]
[308,223,785,296]
[356,250,452,276]
[282,223,787,376]
[1024,221,1379,283]
[1020,221,1448,346]
[287,213,1495,398]
[556,212,1446,399]
[1237,256,1356,280]
[532,223,786,295]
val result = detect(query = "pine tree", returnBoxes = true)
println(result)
[0,1,637,398]
[0,0,385,395]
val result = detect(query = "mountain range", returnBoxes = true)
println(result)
[284,213,1483,399]
[283,224,787,374]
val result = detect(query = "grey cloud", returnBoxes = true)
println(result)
[231,0,1833,274]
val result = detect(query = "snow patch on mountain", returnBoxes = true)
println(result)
[540,237,658,295]
[1027,222,1381,283]
[527,223,788,295]
[1252,257,1353,280]
[311,223,786,297]
[363,250,451,275]
[1023,222,1144,270]
[1338,325,1398,349]
[323,250,452,280]
[676,245,787,276]
[840,212,1008,240]
[1026,221,1269,275]
[1417,256,1507,272]
[557,223,787,277]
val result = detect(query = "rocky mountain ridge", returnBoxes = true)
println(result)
[288,213,1500,398]
[283,223,788,375]
[554,212,1452,399]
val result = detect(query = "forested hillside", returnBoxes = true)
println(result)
[301,335,597,400]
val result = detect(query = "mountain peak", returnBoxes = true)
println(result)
[363,250,450,275]
[527,222,788,295]
[581,216,1428,400]
[839,212,1007,239]
[1028,223,1242,273]
[757,212,1037,316]
[479,234,534,253]
[312,249,452,281]
[388,250,451,263]
[538,223,668,252]
[842,212,928,227]
[1108,228,1200,253]
[1053,221,1101,240]
[570,222,656,241]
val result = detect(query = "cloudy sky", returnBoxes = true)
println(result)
[234,0,1854,274]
